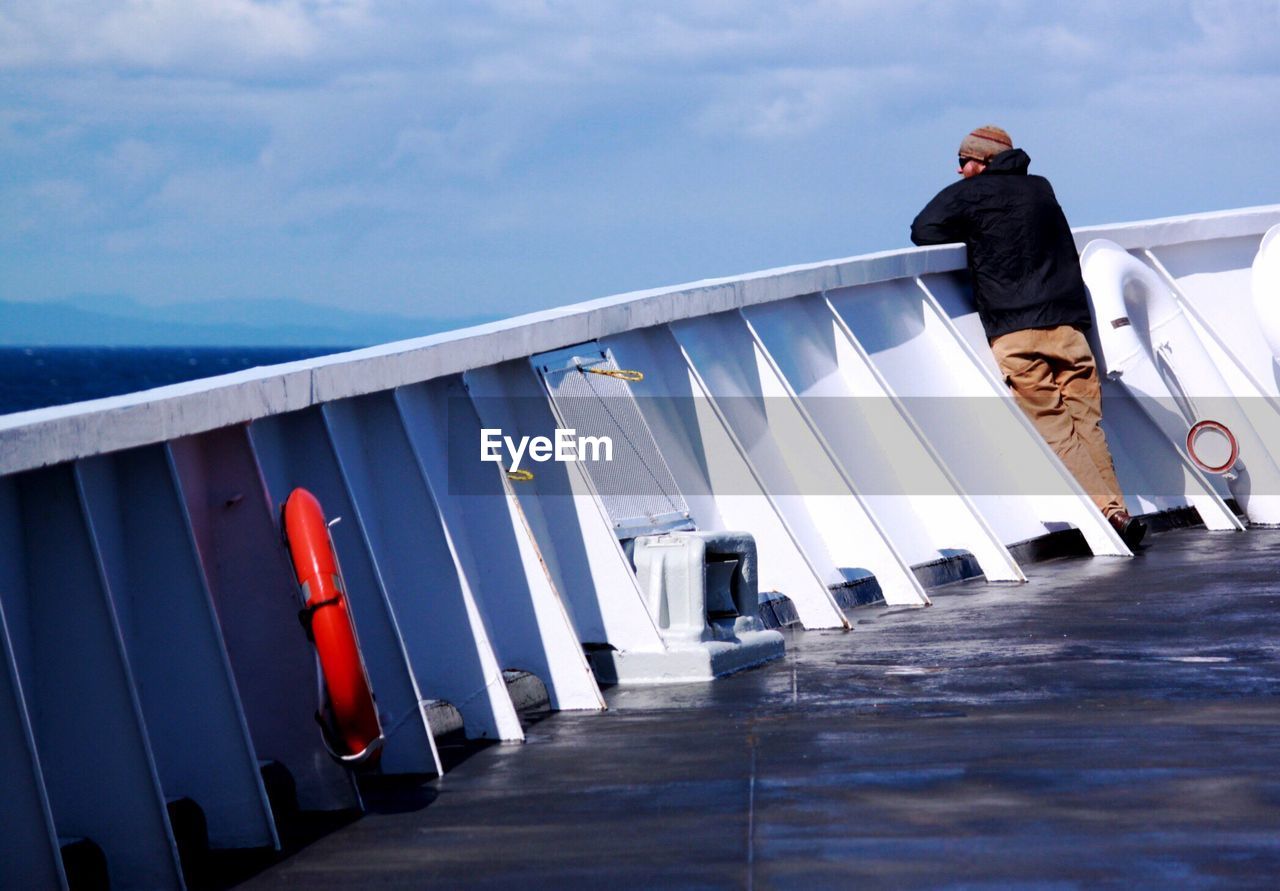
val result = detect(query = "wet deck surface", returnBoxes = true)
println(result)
[229,528,1280,889]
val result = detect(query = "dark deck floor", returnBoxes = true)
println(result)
[229,527,1280,889]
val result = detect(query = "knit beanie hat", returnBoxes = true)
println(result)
[959,125,1013,162]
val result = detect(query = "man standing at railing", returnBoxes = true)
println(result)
[910,125,1147,549]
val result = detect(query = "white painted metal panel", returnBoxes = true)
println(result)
[76,446,280,849]
[1148,236,1276,398]
[602,326,849,629]
[1093,383,1241,529]
[1142,247,1280,479]
[743,295,1023,583]
[248,409,443,774]
[0,571,67,891]
[671,312,929,606]
[322,393,524,742]
[843,275,1127,555]
[464,361,668,653]
[1,467,186,890]
[168,426,359,812]
[1081,240,1280,526]
[1185,310,1280,480]
[1253,225,1280,359]
[395,377,606,711]
[1153,282,1280,511]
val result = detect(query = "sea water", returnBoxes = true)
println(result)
[0,346,345,416]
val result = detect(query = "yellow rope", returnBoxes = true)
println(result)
[583,367,644,382]
[507,469,534,482]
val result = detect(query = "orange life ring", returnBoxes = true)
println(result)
[283,487,383,766]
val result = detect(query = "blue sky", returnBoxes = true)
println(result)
[2,1,1278,322]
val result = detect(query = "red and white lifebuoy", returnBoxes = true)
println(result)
[283,487,383,766]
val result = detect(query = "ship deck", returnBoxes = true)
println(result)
[226,526,1280,889]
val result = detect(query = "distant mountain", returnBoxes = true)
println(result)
[0,296,499,347]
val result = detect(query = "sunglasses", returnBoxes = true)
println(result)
[958,155,986,168]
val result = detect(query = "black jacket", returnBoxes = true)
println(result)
[910,148,1092,339]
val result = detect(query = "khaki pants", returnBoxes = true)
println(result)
[990,325,1125,518]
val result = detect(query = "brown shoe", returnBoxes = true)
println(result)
[1109,511,1148,549]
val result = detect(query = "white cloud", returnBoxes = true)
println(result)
[6,178,101,237]
[692,66,912,141]
[1188,0,1280,70]
[0,0,376,73]
[98,138,170,186]
[2,1,1279,311]
[387,122,518,177]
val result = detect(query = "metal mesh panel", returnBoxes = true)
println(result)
[533,344,691,536]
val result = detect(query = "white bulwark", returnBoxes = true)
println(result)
[3,205,1280,889]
